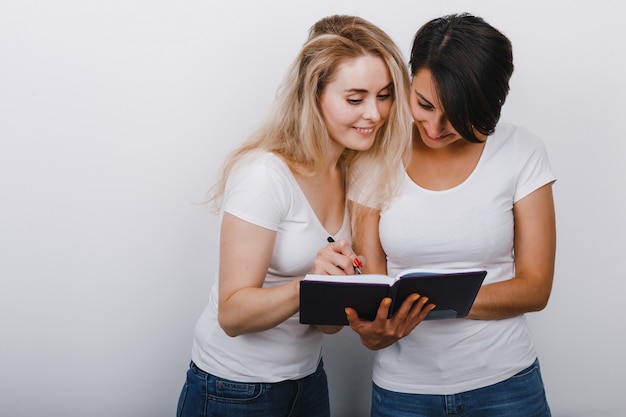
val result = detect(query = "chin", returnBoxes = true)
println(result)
[356,140,376,152]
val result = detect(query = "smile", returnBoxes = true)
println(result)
[354,126,375,134]
[425,130,451,141]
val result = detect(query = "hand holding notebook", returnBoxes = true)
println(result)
[299,268,487,325]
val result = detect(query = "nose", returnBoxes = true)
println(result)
[425,111,448,137]
[362,99,381,122]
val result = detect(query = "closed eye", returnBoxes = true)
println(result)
[415,90,435,110]
[418,100,434,110]
[378,82,394,101]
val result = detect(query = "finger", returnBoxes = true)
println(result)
[352,257,363,275]
[310,260,350,275]
[345,307,364,330]
[393,294,422,320]
[417,302,436,320]
[402,300,436,334]
[345,307,356,326]
[327,239,358,258]
[405,295,434,317]
[327,241,364,275]
[311,246,352,275]
[374,297,393,324]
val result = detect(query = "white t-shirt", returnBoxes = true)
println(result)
[373,123,556,395]
[191,152,351,382]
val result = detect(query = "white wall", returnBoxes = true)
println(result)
[1,1,624,416]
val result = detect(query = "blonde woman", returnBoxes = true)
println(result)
[176,15,422,417]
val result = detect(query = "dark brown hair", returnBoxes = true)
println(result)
[409,13,514,143]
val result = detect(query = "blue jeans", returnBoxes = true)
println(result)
[176,360,330,417]
[371,358,551,417]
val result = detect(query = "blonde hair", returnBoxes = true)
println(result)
[207,15,412,234]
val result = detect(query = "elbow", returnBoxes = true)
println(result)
[523,274,553,313]
[529,291,552,312]
[316,325,344,334]
[529,300,548,313]
[217,312,243,338]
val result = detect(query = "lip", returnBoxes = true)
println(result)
[420,126,452,142]
[353,126,376,135]
[425,131,450,141]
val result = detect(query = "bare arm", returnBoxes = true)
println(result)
[217,212,301,337]
[218,212,362,337]
[352,204,387,275]
[468,183,556,319]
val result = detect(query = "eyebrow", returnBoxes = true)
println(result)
[345,81,394,94]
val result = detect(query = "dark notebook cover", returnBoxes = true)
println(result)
[299,269,487,325]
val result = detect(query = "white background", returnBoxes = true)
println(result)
[1,1,624,416]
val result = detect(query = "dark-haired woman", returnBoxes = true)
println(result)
[347,13,555,417]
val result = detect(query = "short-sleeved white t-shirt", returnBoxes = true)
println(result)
[191,152,350,383]
[373,123,556,394]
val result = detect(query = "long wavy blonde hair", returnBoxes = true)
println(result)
[207,15,412,237]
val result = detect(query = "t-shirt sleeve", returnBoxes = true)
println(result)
[514,128,557,203]
[223,156,291,231]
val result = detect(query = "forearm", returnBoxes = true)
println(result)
[467,274,553,320]
[469,184,556,320]
[218,278,301,337]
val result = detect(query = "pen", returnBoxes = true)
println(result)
[327,236,362,274]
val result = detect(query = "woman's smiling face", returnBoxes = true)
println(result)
[320,54,394,153]
[410,68,466,149]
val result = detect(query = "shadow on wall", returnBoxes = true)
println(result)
[322,329,375,417]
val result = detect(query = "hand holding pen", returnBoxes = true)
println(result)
[327,236,363,275]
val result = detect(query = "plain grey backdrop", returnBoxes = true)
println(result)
[1,0,624,416]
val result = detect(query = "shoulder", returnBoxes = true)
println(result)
[486,123,552,165]
[225,152,297,207]
[491,123,546,150]
[490,124,556,200]
[492,123,541,142]
[224,152,296,229]
[229,152,293,187]
[236,151,289,173]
